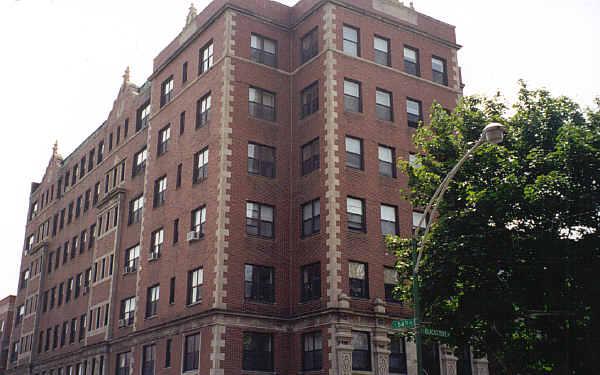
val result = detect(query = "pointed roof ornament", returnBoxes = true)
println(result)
[123,66,130,85]
[53,140,59,156]
[186,3,197,26]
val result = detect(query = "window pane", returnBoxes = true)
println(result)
[249,87,258,102]
[246,203,259,219]
[345,137,361,153]
[404,47,416,62]
[413,211,426,228]
[344,80,359,97]
[264,39,276,54]
[376,90,391,106]
[407,100,420,115]
[260,206,273,221]
[349,262,365,279]
[351,331,369,350]
[374,37,388,52]
[384,267,398,284]
[432,57,444,72]
[378,146,392,162]
[343,26,358,42]
[251,35,260,49]
[347,198,362,215]
[381,205,395,221]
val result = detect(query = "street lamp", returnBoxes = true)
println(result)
[411,122,505,375]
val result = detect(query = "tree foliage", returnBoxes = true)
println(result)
[387,83,600,374]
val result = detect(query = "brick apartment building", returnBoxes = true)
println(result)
[7,0,489,374]
[1,295,16,372]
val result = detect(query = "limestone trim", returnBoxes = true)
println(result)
[210,324,226,375]
[322,3,342,311]
[213,9,235,311]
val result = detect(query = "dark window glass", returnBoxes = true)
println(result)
[352,331,371,371]
[404,46,420,76]
[247,143,275,178]
[384,267,402,304]
[244,264,275,303]
[343,25,360,56]
[349,261,369,298]
[249,87,276,121]
[196,93,211,128]
[133,147,147,177]
[146,285,159,318]
[345,136,363,170]
[300,28,318,64]
[251,34,277,67]
[378,145,395,177]
[432,56,448,86]
[153,177,167,208]
[301,138,320,175]
[344,79,361,112]
[182,61,188,83]
[301,262,321,301]
[381,205,398,236]
[389,336,408,373]
[193,148,209,183]
[191,206,206,237]
[187,268,203,305]
[128,195,144,225]
[136,101,151,131]
[142,344,156,375]
[406,98,422,128]
[301,199,320,236]
[183,333,200,371]
[199,41,214,74]
[180,111,185,135]
[246,202,274,238]
[347,197,365,231]
[116,352,131,375]
[300,81,319,118]
[376,89,393,121]
[374,35,390,66]
[157,125,170,156]
[303,331,323,371]
[243,332,273,371]
[160,76,173,108]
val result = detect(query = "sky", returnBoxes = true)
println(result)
[0,0,597,298]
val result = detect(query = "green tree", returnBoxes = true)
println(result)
[387,83,600,374]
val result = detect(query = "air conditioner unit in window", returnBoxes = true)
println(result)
[149,252,160,260]
[118,319,126,328]
[186,231,202,242]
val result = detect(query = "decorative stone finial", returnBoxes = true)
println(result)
[123,66,130,85]
[410,1,414,9]
[53,140,59,156]
[186,3,198,25]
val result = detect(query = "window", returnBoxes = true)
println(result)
[247,143,275,178]
[345,136,363,169]
[243,332,273,371]
[182,61,188,83]
[191,206,206,237]
[384,267,402,304]
[374,35,390,66]
[343,25,360,56]
[244,264,274,303]
[301,138,320,175]
[97,141,104,163]
[389,336,408,373]
[142,344,156,375]
[157,125,170,156]
[79,314,86,341]
[187,268,203,305]
[125,245,139,273]
[246,202,274,238]
[300,27,318,63]
[180,111,185,135]
[352,331,371,371]
[409,153,422,169]
[300,81,319,118]
[120,297,135,326]
[128,195,143,225]
[169,277,175,303]
[249,87,276,121]
[66,277,73,302]
[146,285,159,318]
[160,76,174,107]
[376,89,393,121]
[378,145,396,177]
[344,79,361,112]
[349,261,369,298]
[347,197,365,231]
[432,56,448,85]
[301,199,320,236]
[199,41,214,74]
[406,98,422,128]
[133,147,147,177]
[69,318,76,343]
[251,33,277,67]
[173,219,179,244]
[303,331,323,371]
[301,263,321,301]
[176,164,182,188]
[116,352,131,375]
[183,333,200,371]
[196,93,211,128]
[381,204,398,236]
[193,148,209,183]
[165,339,172,368]
[136,101,151,131]
[75,273,81,297]
[150,229,163,259]
[413,211,427,232]
[404,46,419,76]
[154,176,167,207]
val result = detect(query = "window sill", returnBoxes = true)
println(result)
[347,228,367,234]
[247,172,276,181]
[185,300,203,308]
[345,166,364,172]
[343,109,364,116]
[144,315,158,321]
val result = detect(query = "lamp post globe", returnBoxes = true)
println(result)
[482,122,505,145]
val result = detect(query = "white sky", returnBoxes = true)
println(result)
[0,0,597,298]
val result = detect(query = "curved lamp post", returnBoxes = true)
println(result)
[412,122,505,375]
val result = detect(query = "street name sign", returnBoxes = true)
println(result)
[392,319,416,329]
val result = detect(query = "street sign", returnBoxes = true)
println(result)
[392,319,416,329]
[420,327,450,337]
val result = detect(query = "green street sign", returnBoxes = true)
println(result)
[392,319,416,329]
[420,327,450,337]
